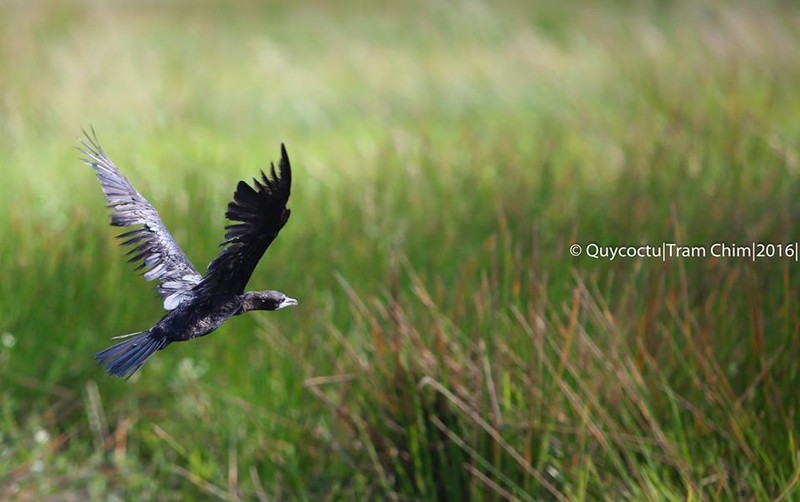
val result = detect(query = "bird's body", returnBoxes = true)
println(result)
[146,290,286,342]
[79,131,297,378]
[154,295,248,343]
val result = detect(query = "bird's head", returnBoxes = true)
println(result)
[242,290,298,312]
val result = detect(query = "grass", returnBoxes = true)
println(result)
[1,0,800,499]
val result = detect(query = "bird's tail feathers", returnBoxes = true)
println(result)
[95,330,168,379]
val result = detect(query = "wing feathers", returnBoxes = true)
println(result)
[79,129,202,310]
[81,130,291,305]
[193,144,292,298]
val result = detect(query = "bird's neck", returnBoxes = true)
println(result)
[239,292,263,313]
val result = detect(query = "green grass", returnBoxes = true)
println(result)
[2,0,800,499]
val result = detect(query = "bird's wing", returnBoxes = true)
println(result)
[193,144,291,299]
[79,129,202,310]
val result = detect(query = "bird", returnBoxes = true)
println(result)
[79,129,297,379]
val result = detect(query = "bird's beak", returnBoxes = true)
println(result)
[278,296,298,309]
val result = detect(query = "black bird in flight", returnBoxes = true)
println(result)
[79,130,297,379]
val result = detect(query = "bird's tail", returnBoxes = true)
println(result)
[94,330,168,379]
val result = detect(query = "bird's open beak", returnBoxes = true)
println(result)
[278,296,298,309]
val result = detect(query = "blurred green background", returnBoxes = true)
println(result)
[2,0,800,499]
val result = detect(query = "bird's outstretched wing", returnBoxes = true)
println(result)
[193,144,292,299]
[79,129,202,310]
